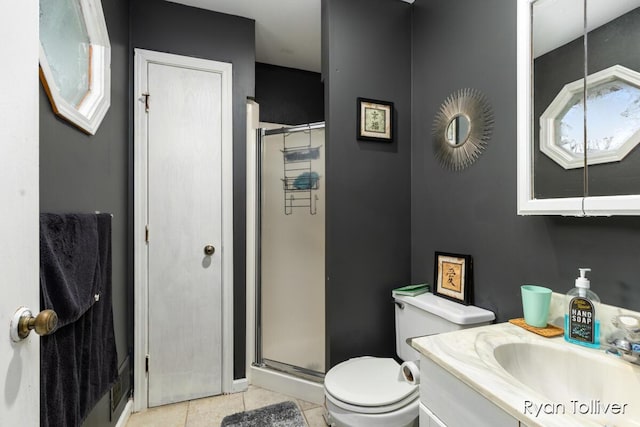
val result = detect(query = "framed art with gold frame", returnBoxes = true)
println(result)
[434,251,472,305]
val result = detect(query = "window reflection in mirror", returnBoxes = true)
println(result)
[540,65,640,170]
[578,79,640,158]
[533,0,640,200]
[586,3,640,197]
[532,0,585,199]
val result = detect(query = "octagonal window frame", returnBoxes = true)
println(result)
[39,0,111,135]
[539,64,640,169]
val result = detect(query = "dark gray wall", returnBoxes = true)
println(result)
[41,5,253,425]
[535,8,640,198]
[324,0,412,367]
[130,0,255,380]
[587,8,640,197]
[534,35,585,199]
[411,0,640,322]
[256,63,324,125]
[39,0,130,425]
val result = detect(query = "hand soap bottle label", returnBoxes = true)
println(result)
[569,297,595,343]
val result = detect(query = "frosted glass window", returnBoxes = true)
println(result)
[558,81,640,156]
[40,0,91,107]
[39,0,110,135]
[540,65,640,169]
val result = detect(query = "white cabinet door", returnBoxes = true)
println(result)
[420,402,447,427]
[420,356,519,427]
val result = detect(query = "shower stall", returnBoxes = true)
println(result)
[254,122,326,383]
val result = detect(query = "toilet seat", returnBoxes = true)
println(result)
[324,357,419,414]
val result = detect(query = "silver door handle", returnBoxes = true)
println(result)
[10,306,58,342]
[204,245,215,256]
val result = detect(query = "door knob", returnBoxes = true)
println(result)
[204,245,215,256]
[10,307,58,342]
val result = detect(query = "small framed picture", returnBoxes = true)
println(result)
[357,97,394,142]
[434,252,473,305]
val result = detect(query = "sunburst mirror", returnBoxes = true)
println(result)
[432,88,494,171]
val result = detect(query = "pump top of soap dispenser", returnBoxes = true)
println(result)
[576,268,591,288]
[575,268,591,298]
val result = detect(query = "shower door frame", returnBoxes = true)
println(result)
[253,121,326,383]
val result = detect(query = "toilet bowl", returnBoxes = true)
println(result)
[323,292,495,427]
[324,357,418,427]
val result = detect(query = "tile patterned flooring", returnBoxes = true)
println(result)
[126,385,327,427]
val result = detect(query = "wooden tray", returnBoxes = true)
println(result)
[508,318,564,337]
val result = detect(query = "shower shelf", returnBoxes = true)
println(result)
[281,132,321,215]
[282,146,321,162]
[282,176,320,191]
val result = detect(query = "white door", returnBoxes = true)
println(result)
[139,54,231,407]
[0,1,40,425]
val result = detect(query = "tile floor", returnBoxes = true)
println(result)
[126,385,327,427]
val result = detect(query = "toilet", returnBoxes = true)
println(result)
[323,291,495,427]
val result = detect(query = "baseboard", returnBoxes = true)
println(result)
[250,366,324,405]
[232,378,249,393]
[115,399,133,427]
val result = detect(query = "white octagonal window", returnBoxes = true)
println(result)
[540,64,640,169]
[39,0,111,135]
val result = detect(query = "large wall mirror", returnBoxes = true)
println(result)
[517,0,640,215]
[39,0,111,135]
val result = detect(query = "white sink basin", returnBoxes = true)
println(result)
[486,339,640,426]
[412,319,640,427]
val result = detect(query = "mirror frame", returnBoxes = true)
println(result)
[433,88,494,171]
[516,0,640,216]
[39,0,111,135]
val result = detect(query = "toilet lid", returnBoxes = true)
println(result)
[324,357,417,407]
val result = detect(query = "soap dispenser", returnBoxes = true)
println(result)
[564,268,601,348]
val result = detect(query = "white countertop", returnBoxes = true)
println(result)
[411,322,640,427]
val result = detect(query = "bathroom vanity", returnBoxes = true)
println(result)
[417,339,521,427]
[412,299,640,427]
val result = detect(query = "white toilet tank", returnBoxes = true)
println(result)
[393,292,495,362]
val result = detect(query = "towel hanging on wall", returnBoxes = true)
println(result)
[40,213,101,327]
[39,213,118,427]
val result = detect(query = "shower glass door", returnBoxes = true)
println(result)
[257,122,325,380]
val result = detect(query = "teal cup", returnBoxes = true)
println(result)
[521,285,552,327]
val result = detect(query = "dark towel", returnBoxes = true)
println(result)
[40,214,100,327]
[40,213,118,427]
